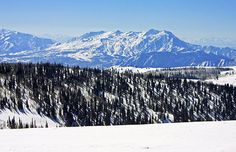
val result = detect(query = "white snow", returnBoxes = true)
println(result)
[0,109,59,128]
[67,51,94,62]
[205,66,236,86]
[111,66,161,73]
[111,65,217,73]
[47,29,186,60]
[0,121,235,152]
[112,66,236,86]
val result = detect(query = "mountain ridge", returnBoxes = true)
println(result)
[0,28,55,53]
[0,28,236,68]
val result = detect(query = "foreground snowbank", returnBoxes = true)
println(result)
[0,121,235,152]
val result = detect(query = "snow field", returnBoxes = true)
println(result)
[0,121,235,152]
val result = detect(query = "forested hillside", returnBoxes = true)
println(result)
[0,63,236,128]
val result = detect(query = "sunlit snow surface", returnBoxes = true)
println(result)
[205,66,236,86]
[0,121,236,152]
[112,66,236,86]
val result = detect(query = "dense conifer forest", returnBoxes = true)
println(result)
[0,63,235,128]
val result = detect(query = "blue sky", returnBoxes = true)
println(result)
[0,0,236,41]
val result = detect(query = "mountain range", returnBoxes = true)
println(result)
[1,28,236,68]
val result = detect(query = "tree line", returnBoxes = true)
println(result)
[0,63,235,128]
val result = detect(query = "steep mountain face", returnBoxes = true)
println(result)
[0,29,54,53]
[122,51,230,67]
[0,29,235,68]
[202,46,236,60]
[47,29,236,67]
[0,63,236,128]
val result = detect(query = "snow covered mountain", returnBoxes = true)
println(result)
[0,28,236,68]
[0,29,54,53]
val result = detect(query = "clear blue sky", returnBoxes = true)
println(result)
[0,0,236,40]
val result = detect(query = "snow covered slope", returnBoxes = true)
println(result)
[0,29,54,53]
[0,109,59,128]
[48,29,235,68]
[0,121,235,152]
[110,66,161,73]
[112,65,236,86]
[1,29,236,68]
[205,66,236,86]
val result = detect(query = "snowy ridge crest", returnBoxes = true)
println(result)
[0,28,236,68]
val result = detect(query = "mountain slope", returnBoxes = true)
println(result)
[0,29,54,53]
[1,63,236,128]
[122,51,230,67]
[0,29,236,68]
[47,29,236,67]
